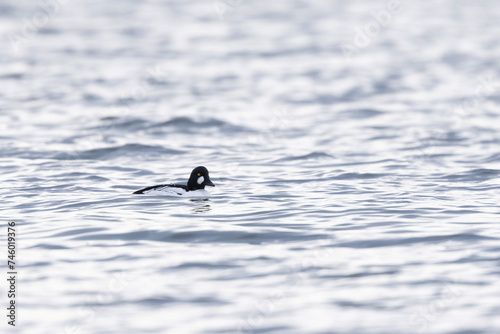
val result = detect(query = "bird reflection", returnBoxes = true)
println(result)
[190,199,211,214]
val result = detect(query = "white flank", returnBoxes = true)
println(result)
[141,187,210,198]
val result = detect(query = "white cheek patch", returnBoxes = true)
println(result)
[197,176,204,184]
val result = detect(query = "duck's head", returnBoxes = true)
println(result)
[187,166,215,190]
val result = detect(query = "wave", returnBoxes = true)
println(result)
[71,229,329,244]
[337,108,385,119]
[441,169,500,182]
[335,233,496,249]
[149,116,251,133]
[274,151,333,162]
[54,143,185,160]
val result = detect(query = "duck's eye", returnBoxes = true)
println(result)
[197,173,201,176]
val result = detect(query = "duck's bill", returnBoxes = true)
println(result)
[205,179,215,187]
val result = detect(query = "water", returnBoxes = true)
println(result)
[1,0,500,333]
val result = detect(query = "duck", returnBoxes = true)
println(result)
[133,166,215,197]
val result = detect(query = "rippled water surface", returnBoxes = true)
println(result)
[1,1,500,333]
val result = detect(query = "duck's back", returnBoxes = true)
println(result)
[133,184,188,195]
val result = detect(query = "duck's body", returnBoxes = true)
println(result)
[133,184,211,197]
[133,166,214,197]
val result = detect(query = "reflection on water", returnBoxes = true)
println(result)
[191,199,212,214]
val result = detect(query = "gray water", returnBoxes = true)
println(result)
[1,0,500,333]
